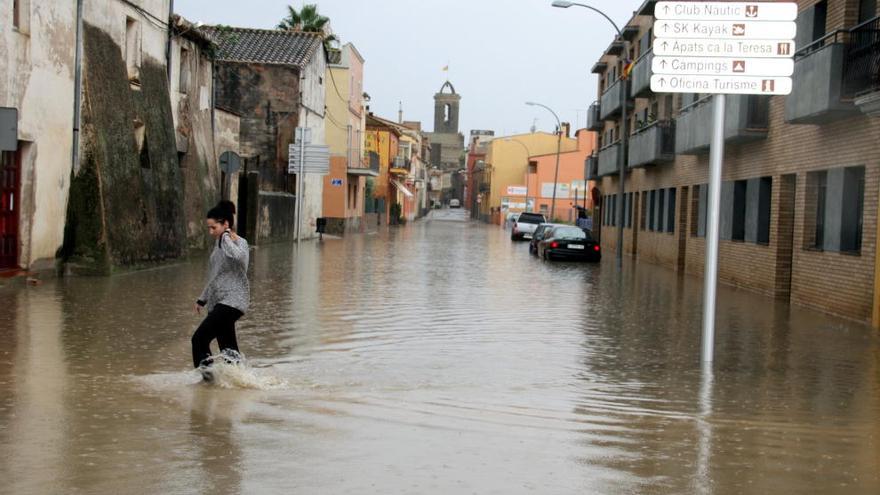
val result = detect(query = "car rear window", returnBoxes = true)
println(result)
[551,227,587,240]
[517,213,546,224]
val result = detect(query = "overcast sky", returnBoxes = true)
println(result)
[174,0,638,137]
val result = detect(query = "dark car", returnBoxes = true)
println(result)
[511,212,546,241]
[537,226,601,261]
[529,223,564,256]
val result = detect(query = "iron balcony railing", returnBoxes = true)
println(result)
[844,15,880,97]
[796,16,880,98]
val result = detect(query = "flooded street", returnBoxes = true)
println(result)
[1,210,879,494]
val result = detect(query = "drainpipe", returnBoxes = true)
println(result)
[166,0,174,82]
[71,0,84,174]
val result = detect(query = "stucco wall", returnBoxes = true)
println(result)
[169,34,221,249]
[0,1,77,270]
[297,47,326,240]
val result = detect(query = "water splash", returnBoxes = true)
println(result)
[199,351,287,390]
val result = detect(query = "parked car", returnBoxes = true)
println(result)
[449,199,461,208]
[505,211,520,227]
[511,212,546,241]
[529,223,564,255]
[537,226,601,261]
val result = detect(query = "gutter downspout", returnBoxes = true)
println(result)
[166,0,174,82]
[72,0,84,174]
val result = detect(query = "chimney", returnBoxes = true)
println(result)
[560,122,571,138]
[398,101,403,124]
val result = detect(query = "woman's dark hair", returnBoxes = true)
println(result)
[207,200,236,228]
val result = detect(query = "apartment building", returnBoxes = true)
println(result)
[590,0,880,325]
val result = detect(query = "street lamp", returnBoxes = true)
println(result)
[504,138,533,212]
[525,101,562,221]
[553,0,628,270]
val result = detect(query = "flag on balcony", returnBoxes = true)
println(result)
[621,59,634,80]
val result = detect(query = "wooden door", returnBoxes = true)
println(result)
[0,150,20,270]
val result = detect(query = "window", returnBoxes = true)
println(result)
[813,1,827,41]
[859,0,876,24]
[814,171,827,248]
[626,193,635,229]
[125,17,141,81]
[841,166,865,252]
[654,189,666,232]
[666,187,676,233]
[179,47,190,94]
[697,184,708,237]
[13,0,29,33]
[648,190,656,231]
[641,191,648,230]
[755,177,772,244]
[731,180,747,241]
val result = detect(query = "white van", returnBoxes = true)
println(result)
[449,199,461,208]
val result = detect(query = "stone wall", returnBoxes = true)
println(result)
[62,24,185,272]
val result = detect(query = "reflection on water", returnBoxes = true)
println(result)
[0,211,878,494]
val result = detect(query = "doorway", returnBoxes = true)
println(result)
[1,149,21,270]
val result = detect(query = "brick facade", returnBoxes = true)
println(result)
[593,0,880,324]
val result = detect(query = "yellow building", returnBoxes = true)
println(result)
[479,132,577,223]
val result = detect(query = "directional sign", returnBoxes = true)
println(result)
[650,75,792,95]
[652,56,793,76]
[654,38,795,58]
[655,2,798,21]
[288,143,330,175]
[654,20,796,40]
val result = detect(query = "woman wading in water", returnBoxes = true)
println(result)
[192,200,250,380]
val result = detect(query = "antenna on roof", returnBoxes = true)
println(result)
[530,118,538,134]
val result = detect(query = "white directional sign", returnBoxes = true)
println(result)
[652,56,793,76]
[651,2,796,96]
[654,20,796,39]
[650,75,792,95]
[655,2,798,21]
[654,38,795,58]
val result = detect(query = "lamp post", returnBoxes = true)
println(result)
[552,0,628,270]
[525,101,562,221]
[505,138,533,212]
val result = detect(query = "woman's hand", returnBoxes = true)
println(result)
[226,229,240,242]
[194,302,202,315]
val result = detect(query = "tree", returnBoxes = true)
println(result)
[277,4,338,53]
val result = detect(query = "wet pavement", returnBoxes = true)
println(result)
[1,208,879,494]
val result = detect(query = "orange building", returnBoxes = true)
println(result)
[526,129,597,222]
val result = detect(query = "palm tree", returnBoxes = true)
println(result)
[277,4,338,60]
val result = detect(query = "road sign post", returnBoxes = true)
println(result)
[651,2,796,363]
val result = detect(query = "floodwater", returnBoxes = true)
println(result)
[1,209,878,494]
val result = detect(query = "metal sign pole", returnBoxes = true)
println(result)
[701,94,725,363]
[296,127,306,243]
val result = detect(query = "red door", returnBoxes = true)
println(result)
[0,150,20,270]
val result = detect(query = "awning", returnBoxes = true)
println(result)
[391,179,414,198]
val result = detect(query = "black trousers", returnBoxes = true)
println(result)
[191,304,243,368]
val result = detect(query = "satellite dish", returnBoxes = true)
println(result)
[219,151,241,174]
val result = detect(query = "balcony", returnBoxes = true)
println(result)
[630,48,653,98]
[675,95,770,155]
[600,79,631,120]
[628,121,675,168]
[597,142,623,177]
[587,102,602,131]
[585,154,599,180]
[845,16,880,116]
[606,39,625,56]
[786,33,858,124]
[390,156,411,174]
